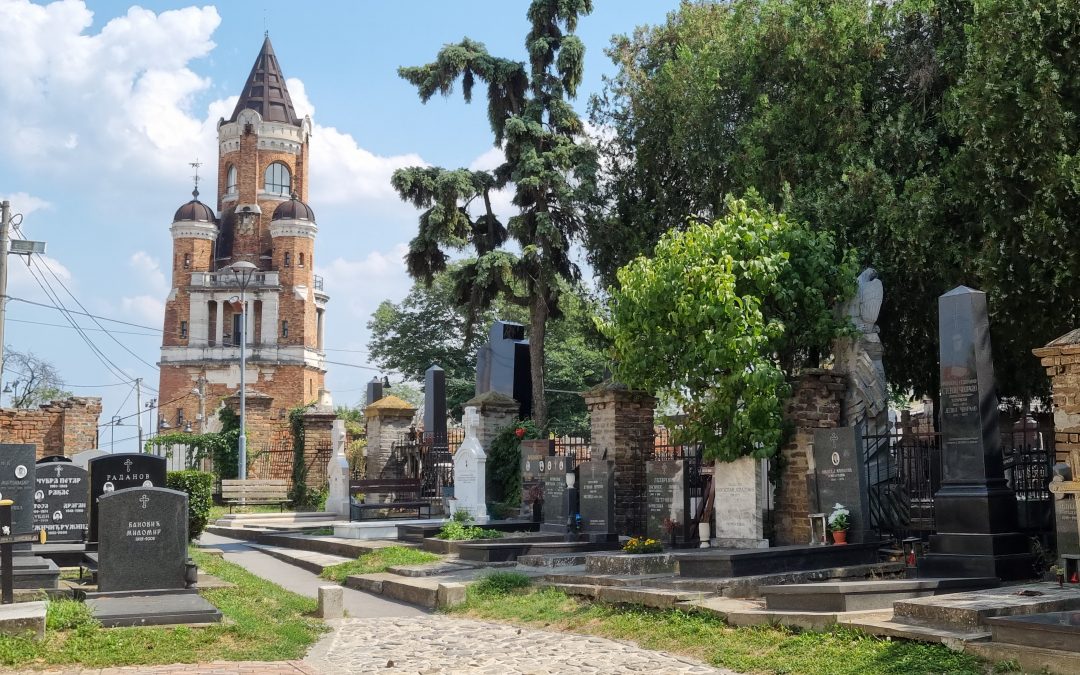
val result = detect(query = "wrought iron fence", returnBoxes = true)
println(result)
[553,436,592,468]
[384,428,462,502]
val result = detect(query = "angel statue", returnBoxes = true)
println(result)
[834,268,888,437]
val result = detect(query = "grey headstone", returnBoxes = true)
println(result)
[96,487,188,593]
[365,377,384,408]
[0,444,38,550]
[646,460,688,543]
[541,456,573,531]
[812,427,870,543]
[87,454,167,543]
[33,461,88,543]
[424,365,447,438]
[1057,496,1078,557]
[578,460,615,539]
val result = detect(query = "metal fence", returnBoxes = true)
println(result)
[384,428,463,501]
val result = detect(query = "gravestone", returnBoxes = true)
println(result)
[0,445,38,551]
[424,365,447,438]
[33,461,88,543]
[71,449,107,470]
[365,376,384,408]
[447,407,488,523]
[475,321,532,417]
[87,454,167,543]
[1053,463,1078,557]
[712,456,769,548]
[646,460,689,544]
[520,440,554,519]
[326,419,350,518]
[37,455,70,464]
[540,456,574,533]
[918,286,1033,579]
[577,460,616,542]
[812,427,871,544]
[96,487,188,593]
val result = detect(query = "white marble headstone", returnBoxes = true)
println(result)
[71,448,107,470]
[712,456,769,549]
[326,419,350,518]
[448,406,488,522]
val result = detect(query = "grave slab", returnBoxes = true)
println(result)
[812,427,870,543]
[0,600,45,638]
[712,457,768,548]
[84,589,222,627]
[986,611,1080,652]
[893,582,1080,630]
[578,460,616,543]
[675,543,879,578]
[0,444,39,552]
[762,577,999,612]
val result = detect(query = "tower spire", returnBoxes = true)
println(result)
[189,159,202,199]
[229,36,298,125]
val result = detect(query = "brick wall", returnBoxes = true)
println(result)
[0,397,102,457]
[364,396,417,479]
[1034,330,1080,464]
[773,369,846,546]
[584,383,655,537]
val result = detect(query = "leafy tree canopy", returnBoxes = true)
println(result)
[599,197,855,462]
[2,348,70,408]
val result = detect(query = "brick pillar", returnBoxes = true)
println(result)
[364,395,417,479]
[301,405,336,487]
[1034,330,1080,464]
[464,391,520,451]
[59,397,102,452]
[584,383,655,537]
[773,369,846,546]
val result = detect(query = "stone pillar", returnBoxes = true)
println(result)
[1034,329,1080,465]
[773,369,845,546]
[364,395,417,479]
[463,391,520,452]
[326,419,350,518]
[583,383,655,537]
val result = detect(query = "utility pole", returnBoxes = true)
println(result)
[135,378,143,451]
[0,201,10,386]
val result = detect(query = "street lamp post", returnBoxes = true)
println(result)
[228,261,258,480]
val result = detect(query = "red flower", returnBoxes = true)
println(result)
[514,427,526,438]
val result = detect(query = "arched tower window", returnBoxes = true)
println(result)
[264,162,291,196]
[226,165,238,195]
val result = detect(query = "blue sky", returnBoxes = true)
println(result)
[0,0,678,450]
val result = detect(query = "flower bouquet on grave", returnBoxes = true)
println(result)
[622,537,663,554]
[828,503,850,545]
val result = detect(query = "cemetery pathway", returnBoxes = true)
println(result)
[199,532,427,618]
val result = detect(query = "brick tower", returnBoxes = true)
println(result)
[158,36,329,444]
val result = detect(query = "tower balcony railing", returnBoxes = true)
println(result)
[190,271,280,288]
[314,274,324,291]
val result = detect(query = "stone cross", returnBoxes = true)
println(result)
[1050,448,1080,547]
[54,466,62,478]
[139,494,150,509]
[124,458,133,472]
[464,407,480,438]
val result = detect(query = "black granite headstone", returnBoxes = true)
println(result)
[96,487,187,593]
[34,461,88,543]
[578,460,616,542]
[0,444,38,551]
[541,456,573,532]
[475,321,532,417]
[38,455,70,464]
[365,376,384,408]
[646,460,689,543]
[812,427,870,543]
[424,365,447,437]
[88,454,167,543]
[918,286,1033,579]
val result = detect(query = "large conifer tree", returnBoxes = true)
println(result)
[393,0,598,430]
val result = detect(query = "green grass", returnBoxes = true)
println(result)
[0,549,326,670]
[208,504,284,521]
[320,546,442,584]
[446,585,988,675]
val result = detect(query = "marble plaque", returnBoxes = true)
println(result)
[646,460,688,542]
[713,456,767,546]
[88,454,167,542]
[97,487,187,593]
[33,461,88,542]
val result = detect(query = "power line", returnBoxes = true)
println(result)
[323,359,381,372]
[99,389,189,429]
[5,296,163,332]
[7,317,159,337]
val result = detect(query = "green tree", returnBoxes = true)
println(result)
[1,348,70,408]
[599,198,855,462]
[394,0,599,430]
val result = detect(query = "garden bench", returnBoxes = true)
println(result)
[221,479,291,513]
[349,478,428,520]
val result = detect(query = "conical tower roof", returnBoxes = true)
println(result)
[229,36,298,125]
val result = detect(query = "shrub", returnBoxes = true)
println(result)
[486,419,541,505]
[166,470,215,540]
[438,512,503,540]
[622,537,663,554]
[473,571,532,596]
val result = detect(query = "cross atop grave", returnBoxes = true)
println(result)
[139,494,150,509]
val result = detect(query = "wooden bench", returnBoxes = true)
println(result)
[349,478,428,521]
[221,479,291,513]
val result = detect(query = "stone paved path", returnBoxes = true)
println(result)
[304,616,730,674]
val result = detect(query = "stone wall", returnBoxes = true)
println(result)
[773,369,846,546]
[364,395,417,479]
[0,397,102,458]
[1034,329,1080,464]
[584,383,655,537]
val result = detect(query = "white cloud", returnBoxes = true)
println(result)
[0,193,52,217]
[6,254,73,303]
[128,251,168,294]
[120,294,165,328]
[317,243,411,321]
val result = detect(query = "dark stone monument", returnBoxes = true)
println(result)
[87,453,167,543]
[365,376,384,408]
[918,286,1034,579]
[812,426,871,544]
[475,320,532,417]
[1054,463,1078,557]
[96,487,188,593]
[578,460,616,542]
[0,444,38,552]
[646,460,690,544]
[37,455,70,464]
[34,461,88,543]
[424,364,447,438]
[540,456,574,534]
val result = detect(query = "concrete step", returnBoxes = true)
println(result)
[688,596,893,631]
[967,640,1080,675]
[541,572,671,588]
[516,553,587,568]
[840,615,991,645]
[215,511,337,523]
[246,543,352,575]
[344,572,466,609]
[892,583,1080,630]
[256,532,402,558]
[538,580,707,609]
[386,561,474,578]
[761,577,999,612]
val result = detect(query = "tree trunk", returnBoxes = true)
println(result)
[529,287,549,431]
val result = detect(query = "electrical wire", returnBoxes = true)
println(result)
[98,389,190,428]
[7,318,159,337]
[5,296,163,332]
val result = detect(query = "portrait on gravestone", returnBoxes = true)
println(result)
[88,454,167,542]
[812,427,869,543]
[97,487,188,593]
[34,462,88,543]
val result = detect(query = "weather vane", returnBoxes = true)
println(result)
[189,159,202,199]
